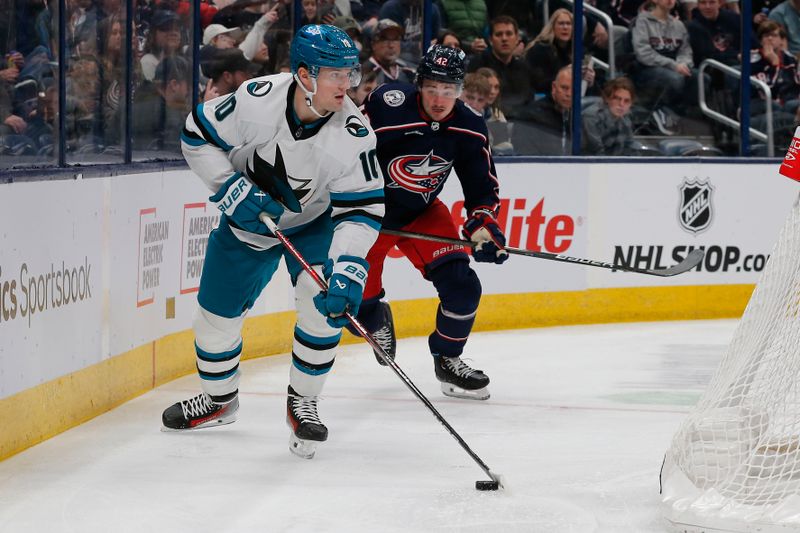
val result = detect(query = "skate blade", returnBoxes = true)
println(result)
[160,413,238,432]
[440,383,490,401]
[289,433,319,459]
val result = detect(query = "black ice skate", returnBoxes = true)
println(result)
[371,300,397,366]
[286,386,328,459]
[434,355,490,400]
[161,392,239,431]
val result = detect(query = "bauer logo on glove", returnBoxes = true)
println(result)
[210,172,285,234]
[313,256,370,328]
[461,209,509,264]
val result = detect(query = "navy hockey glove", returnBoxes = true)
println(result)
[462,209,509,264]
[313,256,369,328]
[210,172,285,234]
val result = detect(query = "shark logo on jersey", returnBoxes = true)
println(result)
[387,150,453,200]
[678,179,713,234]
[383,90,405,107]
[247,145,315,212]
[345,115,369,137]
[247,80,273,97]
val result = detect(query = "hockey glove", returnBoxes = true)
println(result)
[313,256,369,328]
[462,209,509,264]
[210,172,285,234]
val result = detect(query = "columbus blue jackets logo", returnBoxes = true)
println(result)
[387,150,453,200]
[345,115,369,137]
[246,80,273,97]
[383,90,405,107]
[678,179,713,234]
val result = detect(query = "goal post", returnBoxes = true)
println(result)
[661,194,800,533]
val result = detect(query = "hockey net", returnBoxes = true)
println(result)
[661,196,800,533]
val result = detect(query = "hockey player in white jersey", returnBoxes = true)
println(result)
[161,24,385,460]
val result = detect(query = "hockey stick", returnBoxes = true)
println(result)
[259,213,504,491]
[381,228,705,277]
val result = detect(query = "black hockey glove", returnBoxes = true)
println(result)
[462,209,509,264]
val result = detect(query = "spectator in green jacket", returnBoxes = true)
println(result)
[439,0,489,54]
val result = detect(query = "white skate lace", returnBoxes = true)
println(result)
[444,357,479,378]
[372,325,393,352]
[290,394,323,425]
[180,392,216,419]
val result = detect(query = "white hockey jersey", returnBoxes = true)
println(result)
[181,72,384,261]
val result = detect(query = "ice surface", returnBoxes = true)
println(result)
[0,319,737,533]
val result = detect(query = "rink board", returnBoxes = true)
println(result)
[0,161,795,459]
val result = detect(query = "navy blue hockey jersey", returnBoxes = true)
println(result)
[362,83,500,229]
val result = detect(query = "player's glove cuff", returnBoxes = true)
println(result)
[462,209,509,264]
[209,172,251,211]
[330,255,369,288]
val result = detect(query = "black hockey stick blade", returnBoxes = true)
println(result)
[380,229,705,277]
[246,145,303,213]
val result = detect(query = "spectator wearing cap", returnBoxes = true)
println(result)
[135,55,191,151]
[333,15,368,60]
[203,23,242,49]
[141,10,183,81]
[467,15,533,120]
[364,19,415,85]
[438,0,488,55]
[201,5,278,70]
[378,0,442,65]
[203,48,257,101]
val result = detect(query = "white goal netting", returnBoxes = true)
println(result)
[661,197,800,533]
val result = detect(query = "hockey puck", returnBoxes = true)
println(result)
[475,480,500,491]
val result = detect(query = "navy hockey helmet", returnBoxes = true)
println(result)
[415,44,466,87]
[290,24,361,85]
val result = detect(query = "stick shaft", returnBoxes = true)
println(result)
[258,214,499,483]
[381,228,703,277]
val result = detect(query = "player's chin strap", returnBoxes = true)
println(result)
[294,74,331,119]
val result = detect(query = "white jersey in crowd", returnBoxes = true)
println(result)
[181,72,384,261]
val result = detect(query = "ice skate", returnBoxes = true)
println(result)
[434,355,490,400]
[286,386,328,459]
[161,392,239,431]
[371,300,397,366]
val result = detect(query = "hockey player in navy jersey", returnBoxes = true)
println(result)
[358,45,508,401]
[161,25,385,459]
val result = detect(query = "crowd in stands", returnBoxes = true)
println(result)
[2,0,800,162]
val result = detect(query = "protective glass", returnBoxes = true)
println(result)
[316,67,363,88]
[420,83,463,99]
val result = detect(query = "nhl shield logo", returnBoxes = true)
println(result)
[678,179,713,234]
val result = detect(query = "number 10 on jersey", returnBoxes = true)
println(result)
[359,149,379,181]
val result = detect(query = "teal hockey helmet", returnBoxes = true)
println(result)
[290,24,361,82]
